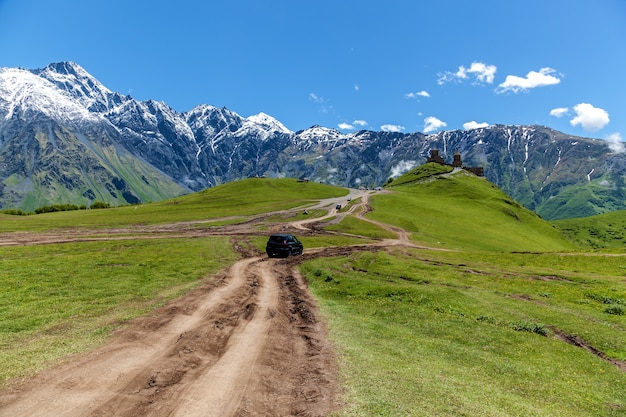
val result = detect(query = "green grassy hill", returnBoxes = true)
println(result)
[0,178,348,232]
[553,210,626,249]
[371,164,576,252]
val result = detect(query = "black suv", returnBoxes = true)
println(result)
[266,234,304,258]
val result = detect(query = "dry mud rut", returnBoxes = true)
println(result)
[0,190,394,416]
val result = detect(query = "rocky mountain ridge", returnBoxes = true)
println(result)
[0,61,624,220]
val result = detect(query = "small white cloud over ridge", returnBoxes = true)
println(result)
[338,120,368,130]
[381,124,405,133]
[497,67,561,93]
[550,107,569,118]
[463,121,489,130]
[570,103,609,132]
[390,160,417,178]
[607,132,624,154]
[424,116,446,133]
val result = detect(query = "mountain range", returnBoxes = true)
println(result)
[1,61,624,220]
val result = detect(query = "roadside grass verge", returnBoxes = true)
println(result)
[0,237,236,385]
[262,209,328,224]
[302,249,626,416]
[326,216,397,240]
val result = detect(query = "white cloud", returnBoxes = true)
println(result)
[390,160,417,177]
[354,84,360,91]
[496,67,561,93]
[463,121,490,130]
[406,90,430,99]
[438,61,497,85]
[381,124,405,133]
[437,69,460,85]
[550,107,569,118]
[569,103,610,131]
[607,132,624,154]
[339,120,368,130]
[424,116,447,133]
[467,62,497,84]
[308,93,324,103]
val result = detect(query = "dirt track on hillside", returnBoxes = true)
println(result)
[0,191,380,416]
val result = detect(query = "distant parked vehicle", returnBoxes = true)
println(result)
[266,234,304,258]
[336,204,342,210]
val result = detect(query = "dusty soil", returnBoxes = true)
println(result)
[0,192,375,417]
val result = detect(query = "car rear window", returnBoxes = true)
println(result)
[269,235,285,243]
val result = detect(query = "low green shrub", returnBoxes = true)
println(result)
[604,305,624,315]
[34,204,81,214]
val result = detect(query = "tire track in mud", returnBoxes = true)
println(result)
[168,260,278,417]
[0,255,338,416]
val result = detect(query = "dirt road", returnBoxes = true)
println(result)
[0,194,386,416]
[1,251,343,416]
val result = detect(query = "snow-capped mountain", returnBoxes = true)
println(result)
[32,61,119,113]
[243,112,292,139]
[0,61,624,220]
[0,66,99,123]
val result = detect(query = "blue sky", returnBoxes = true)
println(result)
[1,0,624,142]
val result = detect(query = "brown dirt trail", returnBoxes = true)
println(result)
[0,251,338,416]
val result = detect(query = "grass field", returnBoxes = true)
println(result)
[302,248,626,416]
[0,238,237,384]
[1,174,625,415]
[554,210,626,249]
[0,178,348,232]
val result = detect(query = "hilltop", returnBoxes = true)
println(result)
[374,163,576,252]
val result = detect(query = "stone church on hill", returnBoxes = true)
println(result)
[427,150,484,177]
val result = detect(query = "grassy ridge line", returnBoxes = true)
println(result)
[0,178,348,232]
